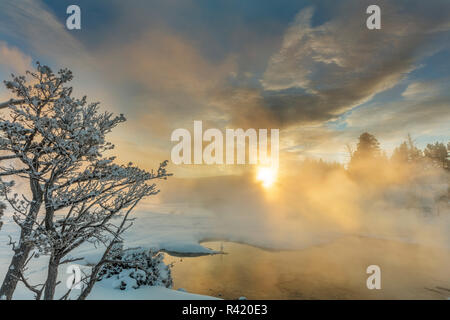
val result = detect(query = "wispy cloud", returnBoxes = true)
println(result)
[260,1,450,127]
[0,0,85,60]
[0,41,32,74]
[0,0,448,170]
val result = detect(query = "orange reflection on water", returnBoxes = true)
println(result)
[165,238,450,300]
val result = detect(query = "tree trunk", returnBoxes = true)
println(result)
[0,243,33,299]
[43,255,60,300]
[77,267,97,300]
[0,179,42,300]
[78,253,107,300]
[0,203,4,231]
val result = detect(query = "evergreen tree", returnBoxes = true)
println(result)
[424,142,449,169]
[349,132,382,170]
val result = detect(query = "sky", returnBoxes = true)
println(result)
[1,2,450,293]
[0,0,449,178]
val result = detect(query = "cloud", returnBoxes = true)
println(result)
[0,41,32,74]
[402,81,443,100]
[98,30,237,108]
[278,77,450,163]
[0,0,448,170]
[258,1,450,127]
[94,29,239,145]
[0,1,84,59]
[0,42,33,104]
[344,97,450,140]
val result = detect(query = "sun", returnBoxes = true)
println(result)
[256,166,277,188]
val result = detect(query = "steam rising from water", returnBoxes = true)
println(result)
[155,160,450,298]
[157,160,449,250]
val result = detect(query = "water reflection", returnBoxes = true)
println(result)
[165,237,450,299]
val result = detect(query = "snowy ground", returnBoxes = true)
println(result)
[0,205,223,300]
[1,201,449,299]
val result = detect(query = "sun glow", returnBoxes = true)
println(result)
[256,166,277,188]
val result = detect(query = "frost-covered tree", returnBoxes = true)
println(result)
[0,63,171,300]
[0,202,5,231]
[93,242,172,291]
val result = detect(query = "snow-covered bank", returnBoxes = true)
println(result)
[0,213,220,300]
[87,281,219,300]
[1,201,449,300]
[2,203,449,269]
[122,204,450,253]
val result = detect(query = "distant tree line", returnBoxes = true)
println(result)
[349,132,449,171]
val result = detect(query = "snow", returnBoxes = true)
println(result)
[0,202,340,299]
[0,210,222,300]
[87,283,218,300]
[118,209,218,255]
[1,200,449,299]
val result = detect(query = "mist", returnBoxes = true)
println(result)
[154,158,449,249]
